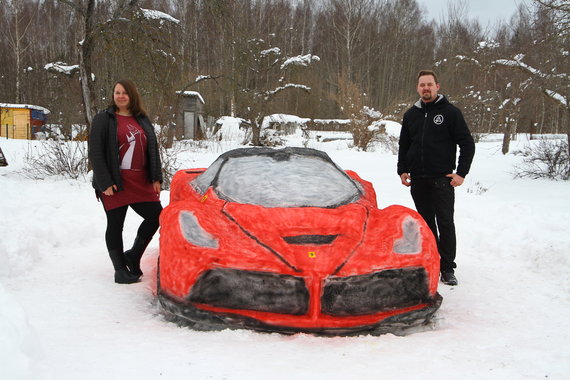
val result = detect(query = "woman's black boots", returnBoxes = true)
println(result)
[108,249,140,284]
[124,236,151,277]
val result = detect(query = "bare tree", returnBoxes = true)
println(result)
[235,40,318,145]
[533,0,570,36]
[325,0,376,81]
[55,0,141,130]
[5,0,566,156]
[490,0,569,156]
[330,73,372,150]
[2,0,39,103]
[369,0,435,109]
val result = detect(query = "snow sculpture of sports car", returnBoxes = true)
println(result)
[158,147,442,335]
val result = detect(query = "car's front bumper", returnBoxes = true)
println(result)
[158,267,442,336]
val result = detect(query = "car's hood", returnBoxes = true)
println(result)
[223,202,368,274]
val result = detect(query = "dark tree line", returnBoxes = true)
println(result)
[1,0,568,151]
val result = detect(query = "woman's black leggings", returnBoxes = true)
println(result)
[104,201,163,252]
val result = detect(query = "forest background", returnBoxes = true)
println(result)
[0,0,568,152]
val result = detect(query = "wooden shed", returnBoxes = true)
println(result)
[176,91,206,140]
[0,103,50,140]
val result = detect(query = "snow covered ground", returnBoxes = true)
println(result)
[1,130,569,380]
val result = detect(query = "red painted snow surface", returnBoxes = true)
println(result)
[158,167,441,334]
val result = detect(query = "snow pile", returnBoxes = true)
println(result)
[140,8,180,24]
[44,62,79,76]
[280,54,320,70]
[0,103,50,115]
[477,40,500,50]
[313,119,351,125]
[261,113,310,129]
[261,47,281,56]
[0,283,43,380]
[176,90,205,104]
[379,120,401,137]
[215,116,247,142]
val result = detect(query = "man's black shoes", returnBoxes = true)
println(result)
[441,272,458,286]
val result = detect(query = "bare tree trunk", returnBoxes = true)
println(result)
[6,0,36,104]
[502,121,511,155]
[14,2,21,103]
[566,107,570,158]
[502,114,518,155]
[78,0,97,131]
[251,123,261,146]
[539,97,545,134]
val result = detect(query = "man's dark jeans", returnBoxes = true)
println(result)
[410,177,456,273]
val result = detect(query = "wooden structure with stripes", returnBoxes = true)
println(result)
[0,103,50,140]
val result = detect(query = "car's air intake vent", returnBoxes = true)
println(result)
[283,234,338,245]
[189,269,309,315]
[322,268,430,316]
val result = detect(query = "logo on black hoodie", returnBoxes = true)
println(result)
[433,114,444,125]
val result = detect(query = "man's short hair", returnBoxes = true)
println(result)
[417,70,438,84]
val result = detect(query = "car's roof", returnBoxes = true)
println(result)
[216,147,335,163]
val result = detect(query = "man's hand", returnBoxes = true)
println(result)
[446,173,465,187]
[400,173,411,187]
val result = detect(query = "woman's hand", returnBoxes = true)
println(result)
[103,185,118,196]
[153,181,161,194]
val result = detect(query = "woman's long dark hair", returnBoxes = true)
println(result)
[109,79,147,117]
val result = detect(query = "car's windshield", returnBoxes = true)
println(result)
[192,154,362,208]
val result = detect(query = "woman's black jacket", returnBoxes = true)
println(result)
[88,107,162,193]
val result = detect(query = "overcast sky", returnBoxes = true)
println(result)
[415,0,529,28]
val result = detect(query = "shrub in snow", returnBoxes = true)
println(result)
[23,140,88,180]
[514,138,569,180]
[259,128,285,147]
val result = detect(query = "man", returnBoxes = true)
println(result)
[397,70,475,286]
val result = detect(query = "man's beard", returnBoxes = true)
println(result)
[422,92,434,101]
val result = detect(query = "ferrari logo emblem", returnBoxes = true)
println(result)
[308,251,316,258]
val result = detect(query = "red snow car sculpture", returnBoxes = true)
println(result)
[158,147,442,335]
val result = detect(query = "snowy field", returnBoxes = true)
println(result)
[1,129,569,380]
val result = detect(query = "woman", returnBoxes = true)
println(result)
[89,79,163,284]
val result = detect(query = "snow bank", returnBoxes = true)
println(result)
[0,283,43,380]
[0,134,569,379]
[215,116,247,142]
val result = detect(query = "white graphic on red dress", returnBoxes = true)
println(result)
[120,124,142,169]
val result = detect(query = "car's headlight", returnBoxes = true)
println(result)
[393,217,421,254]
[179,211,219,249]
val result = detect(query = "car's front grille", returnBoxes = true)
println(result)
[283,234,338,245]
[321,268,430,316]
[189,268,309,315]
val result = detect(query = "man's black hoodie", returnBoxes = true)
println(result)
[397,95,475,178]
